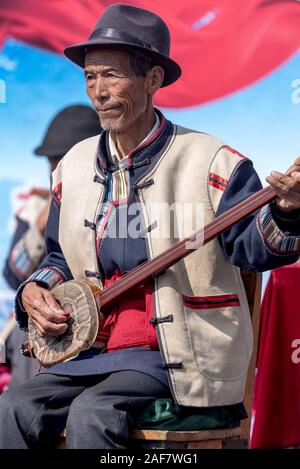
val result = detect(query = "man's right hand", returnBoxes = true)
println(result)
[22,282,70,337]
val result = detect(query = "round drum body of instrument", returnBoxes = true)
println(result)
[28,280,102,367]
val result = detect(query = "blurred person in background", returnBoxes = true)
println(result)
[1,104,101,389]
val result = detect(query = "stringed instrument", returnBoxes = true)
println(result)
[28,185,276,367]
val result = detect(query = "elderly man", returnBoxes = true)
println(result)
[0,4,300,449]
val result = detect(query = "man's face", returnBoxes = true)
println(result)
[84,48,149,132]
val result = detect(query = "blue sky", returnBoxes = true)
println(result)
[0,38,300,326]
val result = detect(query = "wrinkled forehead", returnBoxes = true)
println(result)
[84,47,131,70]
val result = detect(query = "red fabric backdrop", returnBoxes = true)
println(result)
[251,263,300,448]
[1,0,300,108]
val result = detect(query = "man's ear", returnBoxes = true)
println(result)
[147,66,165,95]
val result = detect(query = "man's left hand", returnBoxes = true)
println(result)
[266,157,300,213]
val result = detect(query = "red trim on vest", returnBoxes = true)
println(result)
[208,180,226,192]
[223,146,247,159]
[208,172,228,192]
[127,115,166,165]
[98,269,158,352]
[182,293,240,309]
[53,182,62,201]
[209,173,228,186]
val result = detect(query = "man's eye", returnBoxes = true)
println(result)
[86,74,95,80]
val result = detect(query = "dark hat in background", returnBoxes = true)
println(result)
[34,104,102,158]
[64,4,181,87]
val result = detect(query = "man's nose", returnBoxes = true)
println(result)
[95,75,109,100]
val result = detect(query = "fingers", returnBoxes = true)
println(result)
[268,170,300,187]
[280,168,300,181]
[284,156,300,173]
[22,283,70,337]
[43,291,70,322]
[284,159,300,176]
[29,309,69,337]
[30,315,68,338]
[266,172,300,200]
[266,169,300,212]
[292,156,300,167]
[28,293,70,324]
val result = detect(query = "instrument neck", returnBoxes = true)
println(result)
[98,185,275,309]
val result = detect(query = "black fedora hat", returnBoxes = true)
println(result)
[64,4,181,87]
[34,104,102,158]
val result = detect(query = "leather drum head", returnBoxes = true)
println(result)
[28,280,100,367]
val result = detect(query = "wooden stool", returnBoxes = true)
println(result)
[129,427,246,449]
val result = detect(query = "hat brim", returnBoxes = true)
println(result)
[34,145,64,158]
[64,38,181,87]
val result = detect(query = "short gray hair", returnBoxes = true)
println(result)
[128,49,154,77]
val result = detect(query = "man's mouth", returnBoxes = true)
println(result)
[98,106,120,113]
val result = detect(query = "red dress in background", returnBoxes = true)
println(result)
[251,263,300,448]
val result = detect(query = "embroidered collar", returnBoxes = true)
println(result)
[96,108,168,173]
[108,112,160,168]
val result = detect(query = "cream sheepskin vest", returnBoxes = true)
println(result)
[52,126,253,406]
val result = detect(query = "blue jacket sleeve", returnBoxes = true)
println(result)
[217,159,300,271]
